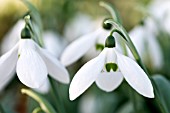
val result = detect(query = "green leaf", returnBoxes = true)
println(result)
[152,75,170,113]
[21,89,56,113]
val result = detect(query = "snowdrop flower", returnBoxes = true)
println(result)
[69,35,154,100]
[0,19,25,54]
[61,20,112,66]
[33,79,50,93]
[0,27,69,89]
[0,19,25,91]
[0,21,68,93]
[128,18,163,69]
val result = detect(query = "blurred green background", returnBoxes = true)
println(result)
[1,0,170,113]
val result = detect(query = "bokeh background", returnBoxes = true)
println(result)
[0,0,170,113]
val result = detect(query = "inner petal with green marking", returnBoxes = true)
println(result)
[105,63,118,72]
[95,43,104,51]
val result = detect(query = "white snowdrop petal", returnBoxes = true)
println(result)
[61,29,100,66]
[33,79,50,94]
[0,19,24,54]
[105,48,117,63]
[64,13,95,42]
[39,48,70,84]
[69,49,107,100]
[95,72,123,92]
[116,51,154,98]
[17,40,48,88]
[0,43,19,90]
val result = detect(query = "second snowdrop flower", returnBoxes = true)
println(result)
[61,20,112,66]
[0,27,69,88]
[69,35,154,100]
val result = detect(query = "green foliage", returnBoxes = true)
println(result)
[152,75,170,113]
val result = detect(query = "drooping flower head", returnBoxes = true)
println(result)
[69,34,154,100]
[0,26,69,89]
[61,18,113,66]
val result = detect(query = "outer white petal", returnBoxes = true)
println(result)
[0,19,24,54]
[95,72,123,92]
[116,50,154,98]
[64,13,95,42]
[33,79,50,94]
[38,48,69,84]
[61,29,101,66]
[105,48,117,63]
[96,28,110,45]
[17,39,48,88]
[69,49,107,100]
[0,43,19,90]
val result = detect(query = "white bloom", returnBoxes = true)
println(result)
[69,47,154,100]
[33,79,50,93]
[128,18,163,69]
[0,39,69,89]
[0,19,25,54]
[61,27,110,66]
[63,14,110,63]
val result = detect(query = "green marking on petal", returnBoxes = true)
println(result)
[96,43,104,51]
[105,63,118,72]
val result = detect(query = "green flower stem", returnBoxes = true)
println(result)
[101,2,166,112]
[106,19,166,113]
[107,20,148,74]
[24,15,65,113]
[99,1,121,24]
[131,89,138,112]
[32,107,44,113]
[24,15,44,47]
[21,89,56,113]
[49,76,66,113]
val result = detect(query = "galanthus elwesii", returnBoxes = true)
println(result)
[61,20,112,66]
[69,35,154,100]
[0,27,69,89]
[128,17,163,69]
